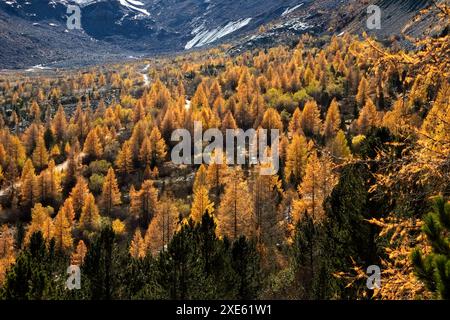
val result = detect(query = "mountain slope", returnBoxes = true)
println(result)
[0,0,440,69]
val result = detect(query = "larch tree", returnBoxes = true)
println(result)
[33,160,62,205]
[83,129,102,160]
[115,140,134,175]
[100,167,121,216]
[25,203,53,245]
[52,105,67,142]
[261,108,283,132]
[129,120,148,162]
[70,177,89,220]
[288,108,303,137]
[356,76,369,108]
[79,192,101,231]
[32,136,49,170]
[148,126,167,167]
[217,168,254,240]
[328,130,351,161]
[206,151,229,201]
[190,185,214,223]
[53,208,73,251]
[193,164,208,193]
[144,200,179,256]
[356,98,379,134]
[191,82,210,110]
[301,100,322,137]
[30,100,41,123]
[249,167,282,248]
[139,136,152,167]
[19,159,36,208]
[130,180,159,228]
[0,225,15,284]
[292,150,338,223]
[221,111,238,136]
[71,240,87,266]
[285,133,308,186]
[59,197,75,226]
[323,99,341,140]
[130,229,146,259]
[133,100,146,124]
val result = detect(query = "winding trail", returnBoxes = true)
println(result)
[141,64,150,86]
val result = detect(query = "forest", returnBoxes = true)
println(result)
[0,3,448,300]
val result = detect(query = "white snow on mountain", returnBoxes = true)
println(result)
[282,3,304,17]
[118,0,149,16]
[185,18,252,50]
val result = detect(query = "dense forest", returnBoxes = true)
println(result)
[0,3,448,300]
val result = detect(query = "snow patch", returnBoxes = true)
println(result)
[185,18,252,50]
[118,0,149,16]
[282,3,304,16]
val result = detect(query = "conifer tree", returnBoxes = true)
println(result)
[139,136,152,167]
[193,164,208,192]
[59,197,75,226]
[25,203,53,244]
[292,151,337,223]
[52,105,67,142]
[191,83,209,110]
[148,126,167,167]
[130,229,146,259]
[70,178,89,219]
[323,99,341,140]
[32,136,49,170]
[144,200,179,256]
[130,180,159,228]
[288,108,303,136]
[100,167,121,216]
[356,76,369,107]
[261,108,283,132]
[71,240,87,265]
[206,151,228,201]
[217,168,254,240]
[249,167,282,251]
[83,129,102,161]
[221,111,238,136]
[191,186,214,223]
[53,209,73,251]
[0,225,15,284]
[115,140,134,175]
[356,98,379,134]
[412,196,450,299]
[19,159,36,208]
[301,100,322,137]
[79,193,101,231]
[285,133,308,186]
[328,130,351,161]
[30,100,41,123]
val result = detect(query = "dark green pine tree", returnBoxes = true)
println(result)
[291,163,379,299]
[412,196,450,299]
[81,226,119,300]
[321,162,379,299]
[292,210,317,299]
[1,232,69,300]
[231,236,261,299]
[157,217,214,299]
[157,213,241,299]
[121,255,166,299]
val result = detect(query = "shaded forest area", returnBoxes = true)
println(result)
[0,4,448,300]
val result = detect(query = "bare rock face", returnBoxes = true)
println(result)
[0,0,436,69]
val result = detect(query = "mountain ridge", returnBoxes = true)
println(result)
[0,0,438,69]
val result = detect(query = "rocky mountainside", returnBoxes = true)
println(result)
[0,0,438,69]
